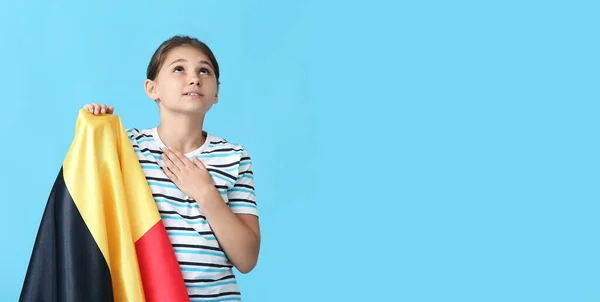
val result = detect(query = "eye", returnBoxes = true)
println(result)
[173,66,184,73]
[200,68,210,75]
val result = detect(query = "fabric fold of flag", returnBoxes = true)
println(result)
[19,109,189,302]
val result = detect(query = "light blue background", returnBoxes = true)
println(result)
[1,0,599,301]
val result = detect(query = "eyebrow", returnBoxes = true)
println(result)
[168,58,213,69]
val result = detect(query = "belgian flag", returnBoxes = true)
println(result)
[19,109,190,302]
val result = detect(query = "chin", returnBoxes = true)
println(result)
[162,100,214,115]
[187,105,214,115]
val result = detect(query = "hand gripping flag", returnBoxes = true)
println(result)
[19,109,190,302]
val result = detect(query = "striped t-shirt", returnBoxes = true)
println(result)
[126,127,258,301]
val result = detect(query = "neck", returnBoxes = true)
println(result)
[156,110,207,154]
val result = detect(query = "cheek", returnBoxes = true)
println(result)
[158,79,181,94]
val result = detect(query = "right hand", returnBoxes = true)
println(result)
[83,103,114,115]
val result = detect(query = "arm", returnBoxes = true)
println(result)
[161,147,261,273]
[193,189,260,273]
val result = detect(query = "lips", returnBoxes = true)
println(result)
[184,92,203,96]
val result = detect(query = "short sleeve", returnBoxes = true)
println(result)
[227,148,258,216]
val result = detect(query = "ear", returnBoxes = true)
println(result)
[144,79,159,101]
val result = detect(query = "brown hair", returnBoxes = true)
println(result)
[146,35,220,84]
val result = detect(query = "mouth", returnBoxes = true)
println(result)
[184,92,204,97]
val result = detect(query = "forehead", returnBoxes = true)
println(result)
[163,45,211,66]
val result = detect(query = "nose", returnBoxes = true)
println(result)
[188,74,202,86]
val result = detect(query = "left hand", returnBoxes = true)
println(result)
[161,147,214,199]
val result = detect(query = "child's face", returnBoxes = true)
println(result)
[146,45,219,115]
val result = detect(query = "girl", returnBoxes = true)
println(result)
[84,35,260,301]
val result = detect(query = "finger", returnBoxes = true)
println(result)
[175,148,195,167]
[192,156,206,170]
[84,104,97,114]
[107,106,114,114]
[100,104,107,114]
[162,164,178,180]
[165,147,188,167]
[161,151,180,172]
[94,104,101,115]
[163,157,178,173]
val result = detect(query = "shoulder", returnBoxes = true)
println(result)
[206,133,250,156]
[125,127,160,152]
[125,127,140,139]
[204,133,253,170]
[126,127,153,142]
